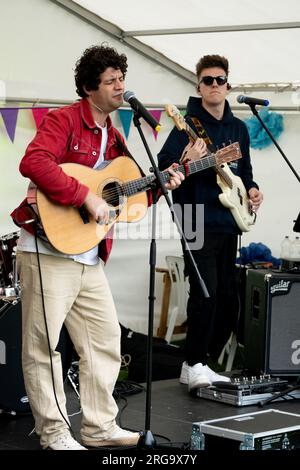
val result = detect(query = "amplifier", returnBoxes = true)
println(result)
[244,269,300,376]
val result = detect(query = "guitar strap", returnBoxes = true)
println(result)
[189,115,236,195]
[189,116,216,153]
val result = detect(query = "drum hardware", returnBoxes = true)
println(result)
[4,287,17,297]
[0,231,20,297]
[67,361,80,398]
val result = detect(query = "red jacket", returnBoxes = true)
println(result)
[11,98,134,263]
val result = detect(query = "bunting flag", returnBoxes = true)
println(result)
[118,109,133,139]
[0,108,19,142]
[149,110,163,140]
[32,108,49,129]
[0,105,186,142]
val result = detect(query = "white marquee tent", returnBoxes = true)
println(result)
[0,0,300,333]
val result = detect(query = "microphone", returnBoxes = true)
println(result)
[123,91,161,132]
[237,95,269,107]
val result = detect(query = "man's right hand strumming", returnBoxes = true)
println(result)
[84,190,111,225]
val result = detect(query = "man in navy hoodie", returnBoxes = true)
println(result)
[158,54,263,391]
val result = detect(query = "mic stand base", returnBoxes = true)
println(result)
[259,382,300,407]
[137,430,157,449]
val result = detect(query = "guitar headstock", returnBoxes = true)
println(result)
[165,104,187,132]
[215,142,242,165]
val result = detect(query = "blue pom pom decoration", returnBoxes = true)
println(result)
[244,107,284,149]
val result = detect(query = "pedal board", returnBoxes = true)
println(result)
[197,375,300,406]
[214,375,289,393]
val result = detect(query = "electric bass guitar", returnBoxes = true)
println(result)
[27,144,241,255]
[165,104,257,232]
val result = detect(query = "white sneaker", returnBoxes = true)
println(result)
[47,432,87,450]
[202,364,231,384]
[180,361,211,389]
[82,426,141,447]
[187,363,212,390]
[180,361,231,390]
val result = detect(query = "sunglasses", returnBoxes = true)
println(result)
[199,75,228,86]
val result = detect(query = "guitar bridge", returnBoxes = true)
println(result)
[78,206,90,224]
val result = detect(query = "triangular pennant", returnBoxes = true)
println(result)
[118,109,133,139]
[149,109,162,140]
[0,108,19,142]
[32,108,49,129]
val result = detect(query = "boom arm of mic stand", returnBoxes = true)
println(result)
[249,103,300,183]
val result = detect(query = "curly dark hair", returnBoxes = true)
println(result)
[196,54,229,79]
[74,43,128,97]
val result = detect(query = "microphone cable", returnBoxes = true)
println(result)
[13,201,75,437]
[33,231,75,437]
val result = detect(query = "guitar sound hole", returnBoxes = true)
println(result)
[102,182,124,208]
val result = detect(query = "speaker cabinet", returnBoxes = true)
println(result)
[0,299,30,412]
[0,298,73,413]
[244,269,300,376]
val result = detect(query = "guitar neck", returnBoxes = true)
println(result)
[123,154,218,197]
[183,119,233,189]
[214,166,233,188]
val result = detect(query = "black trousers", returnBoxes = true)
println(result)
[184,233,238,366]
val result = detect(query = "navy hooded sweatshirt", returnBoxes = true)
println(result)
[158,96,258,235]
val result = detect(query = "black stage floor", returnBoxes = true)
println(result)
[1,376,300,454]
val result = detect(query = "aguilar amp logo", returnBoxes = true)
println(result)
[270,280,291,295]
[291,339,300,365]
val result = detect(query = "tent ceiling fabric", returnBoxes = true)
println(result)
[71,0,300,88]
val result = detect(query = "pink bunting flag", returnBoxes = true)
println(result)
[0,108,19,142]
[32,108,49,129]
[149,110,162,140]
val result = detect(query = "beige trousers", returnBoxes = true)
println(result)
[17,251,121,449]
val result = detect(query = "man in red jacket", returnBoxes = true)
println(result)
[11,44,191,450]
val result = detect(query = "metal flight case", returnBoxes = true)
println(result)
[191,409,300,450]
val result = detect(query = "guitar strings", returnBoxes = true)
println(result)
[97,156,219,201]
[97,170,171,201]
[95,147,236,201]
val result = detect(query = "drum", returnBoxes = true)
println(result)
[0,298,73,413]
[0,231,20,287]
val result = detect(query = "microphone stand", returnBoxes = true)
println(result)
[248,103,300,183]
[248,104,300,404]
[131,113,209,449]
